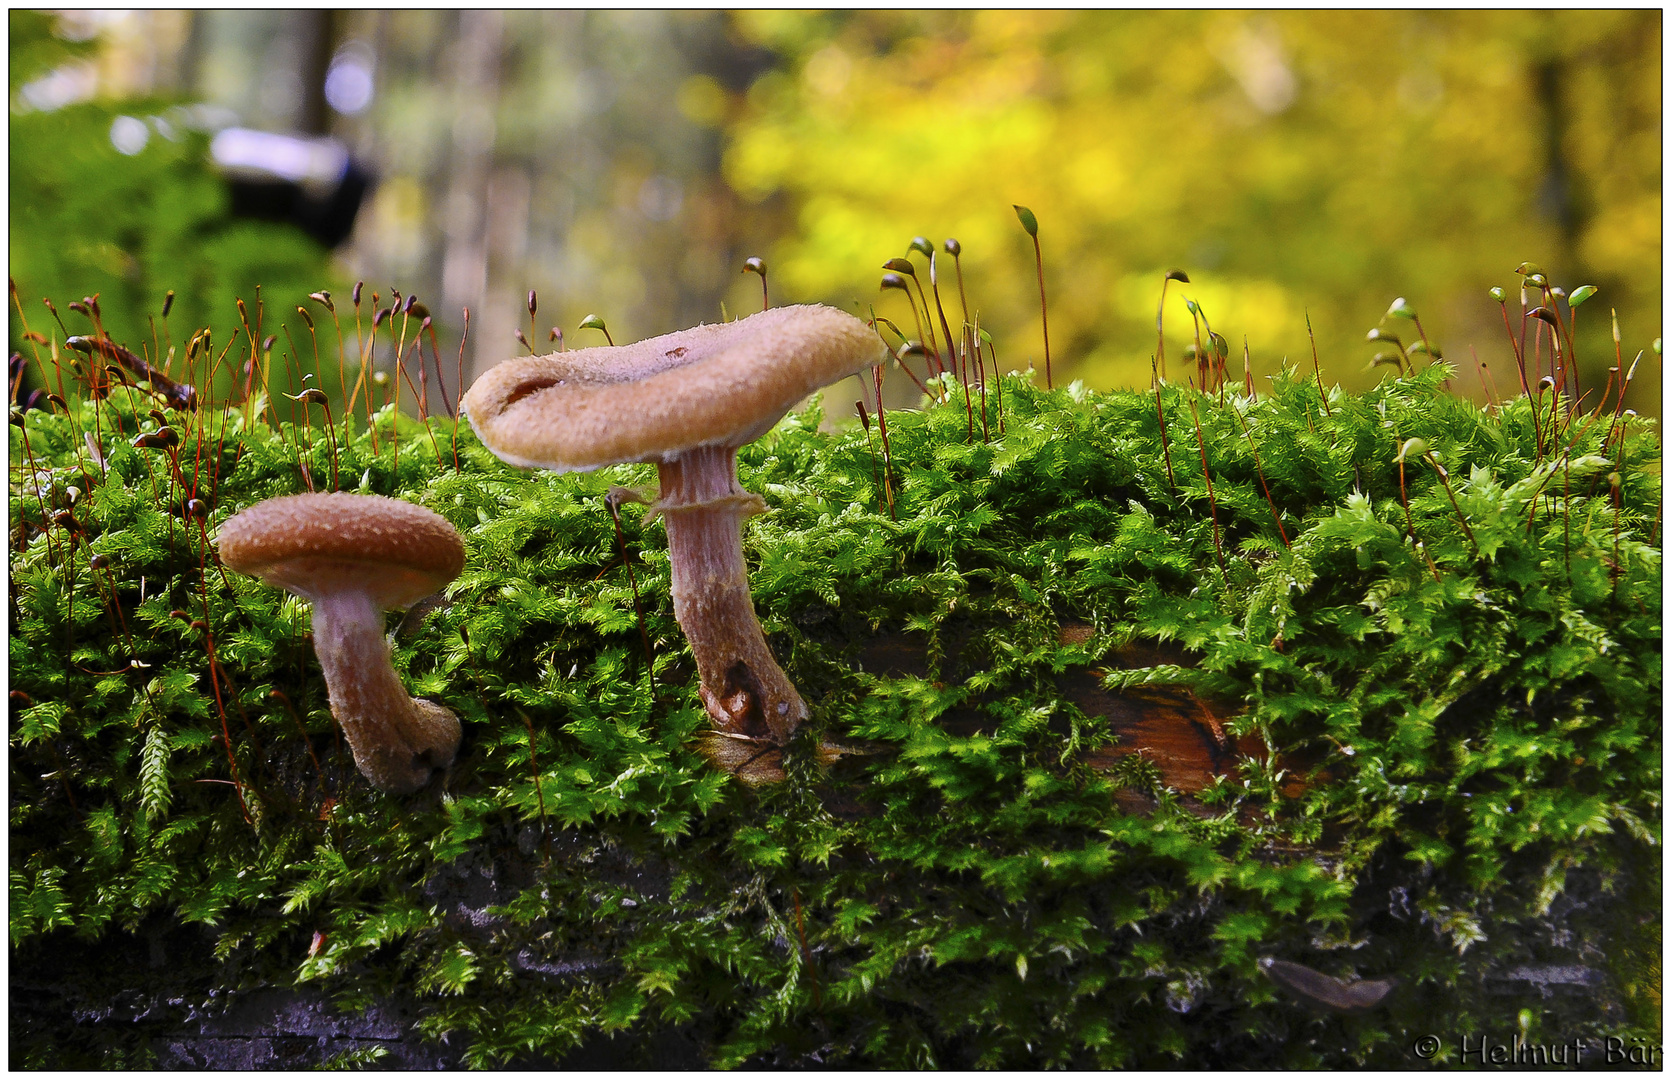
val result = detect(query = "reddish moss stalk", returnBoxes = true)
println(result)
[927,258,972,441]
[1423,452,1479,557]
[1397,455,1442,582]
[1229,400,1288,549]
[1151,358,1177,497]
[606,489,655,693]
[1030,235,1051,389]
[872,365,898,518]
[1186,396,1226,588]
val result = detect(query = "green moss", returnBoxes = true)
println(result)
[8,352,1661,1067]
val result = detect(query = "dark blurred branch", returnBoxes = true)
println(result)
[1533,57,1579,273]
[296,10,343,136]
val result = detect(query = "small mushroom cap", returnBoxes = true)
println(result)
[218,492,465,609]
[462,303,885,473]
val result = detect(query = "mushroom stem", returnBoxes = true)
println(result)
[654,444,806,745]
[310,587,461,793]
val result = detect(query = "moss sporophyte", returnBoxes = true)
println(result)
[7,259,1661,1068]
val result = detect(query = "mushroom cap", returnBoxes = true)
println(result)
[462,303,885,473]
[218,492,465,609]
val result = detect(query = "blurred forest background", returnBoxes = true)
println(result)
[9,9,1661,416]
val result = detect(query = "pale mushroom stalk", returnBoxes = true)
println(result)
[654,444,805,743]
[309,586,462,792]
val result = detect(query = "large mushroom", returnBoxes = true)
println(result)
[217,492,466,794]
[462,304,882,777]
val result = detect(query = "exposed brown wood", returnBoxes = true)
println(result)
[706,619,1326,806]
[847,623,1322,804]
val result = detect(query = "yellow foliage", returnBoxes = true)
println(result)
[722,10,1661,408]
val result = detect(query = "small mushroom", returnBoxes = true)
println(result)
[462,304,883,779]
[217,492,466,793]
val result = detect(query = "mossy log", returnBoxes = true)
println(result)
[10,367,1661,1067]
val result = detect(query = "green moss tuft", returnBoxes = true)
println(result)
[9,352,1661,1066]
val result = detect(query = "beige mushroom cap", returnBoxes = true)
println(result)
[218,492,465,609]
[461,303,884,472]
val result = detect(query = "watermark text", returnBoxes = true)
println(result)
[1410,1033,1662,1066]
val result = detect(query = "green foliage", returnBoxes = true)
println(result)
[8,10,98,92]
[8,312,1661,1066]
[9,12,334,405]
[318,1043,391,1070]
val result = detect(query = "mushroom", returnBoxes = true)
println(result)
[217,492,466,794]
[461,304,883,778]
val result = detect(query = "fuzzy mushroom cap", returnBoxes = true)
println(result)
[462,303,884,473]
[218,492,465,609]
